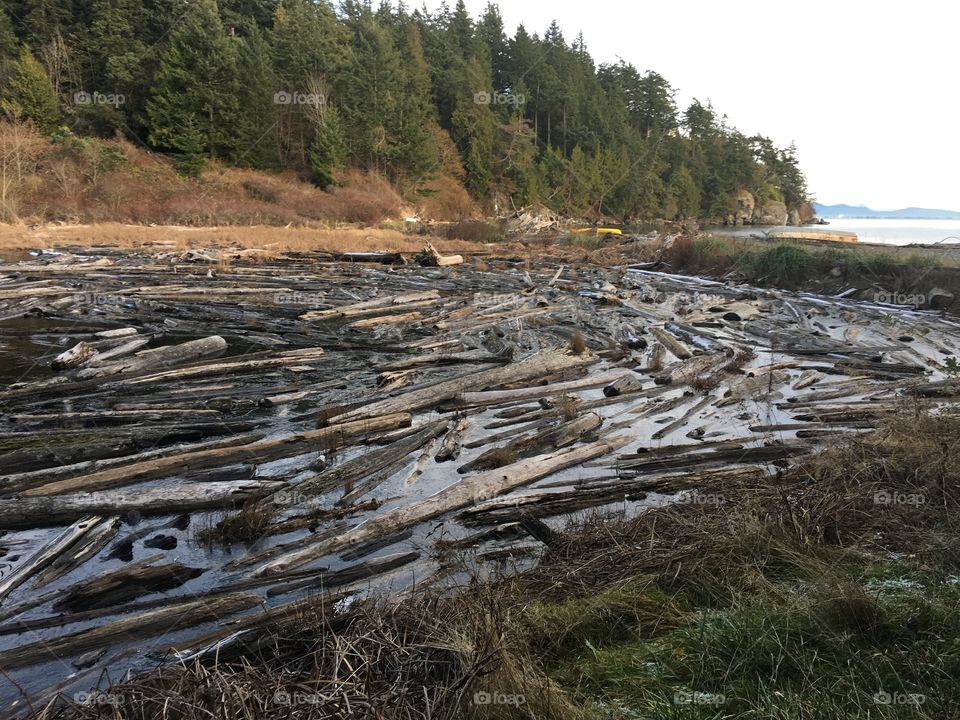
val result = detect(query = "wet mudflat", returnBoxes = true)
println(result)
[0,245,958,711]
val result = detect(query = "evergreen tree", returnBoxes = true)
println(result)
[233,28,279,168]
[2,48,60,132]
[146,0,240,174]
[308,104,346,189]
[451,56,495,196]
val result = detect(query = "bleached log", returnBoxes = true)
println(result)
[33,516,120,587]
[254,435,631,576]
[348,310,422,328]
[602,372,646,397]
[52,341,98,370]
[0,480,285,530]
[337,349,597,422]
[459,369,630,406]
[0,592,260,670]
[22,414,410,496]
[299,290,439,321]
[0,516,104,602]
[417,242,463,267]
[650,327,693,359]
[76,335,228,379]
[434,417,469,462]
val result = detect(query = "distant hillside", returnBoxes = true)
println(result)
[815,203,960,219]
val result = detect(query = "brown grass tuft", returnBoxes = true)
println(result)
[569,330,586,355]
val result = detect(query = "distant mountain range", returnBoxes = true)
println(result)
[814,203,960,219]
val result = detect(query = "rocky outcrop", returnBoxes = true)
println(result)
[731,189,755,225]
[754,200,788,226]
[788,209,801,226]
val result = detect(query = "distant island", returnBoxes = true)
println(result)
[815,203,960,219]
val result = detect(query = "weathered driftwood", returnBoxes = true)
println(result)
[254,435,631,576]
[792,369,825,390]
[650,327,693,359]
[81,334,151,366]
[0,480,285,530]
[52,341,97,369]
[336,349,597,422]
[32,516,120,587]
[458,412,603,474]
[54,560,204,613]
[291,420,446,503]
[458,369,630,407]
[22,414,410,496]
[75,335,228,379]
[602,372,646,396]
[417,242,463,266]
[265,551,419,597]
[348,310,423,329]
[0,592,261,670]
[299,290,439,321]
[462,466,767,524]
[102,347,326,387]
[0,516,104,603]
[434,417,469,462]
[651,393,714,440]
[616,441,811,474]
[2,435,263,496]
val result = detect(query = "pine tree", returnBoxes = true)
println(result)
[146,0,240,174]
[2,49,60,133]
[233,28,279,169]
[271,0,347,167]
[393,21,439,184]
[451,56,495,196]
[308,105,345,189]
[0,9,19,85]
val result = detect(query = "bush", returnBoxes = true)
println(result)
[741,243,816,286]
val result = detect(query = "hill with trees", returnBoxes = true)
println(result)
[0,0,810,225]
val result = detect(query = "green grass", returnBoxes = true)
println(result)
[536,565,960,719]
[739,244,817,286]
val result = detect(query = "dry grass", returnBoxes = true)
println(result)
[195,500,276,548]
[0,222,493,255]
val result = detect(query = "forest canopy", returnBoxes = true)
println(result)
[0,0,809,222]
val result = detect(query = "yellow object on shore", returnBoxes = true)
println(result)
[571,227,622,236]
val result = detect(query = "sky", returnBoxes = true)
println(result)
[420,0,959,211]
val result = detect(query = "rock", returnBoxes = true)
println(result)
[788,209,802,226]
[733,189,755,225]
[927,287,955,310]
[754,200,788,226]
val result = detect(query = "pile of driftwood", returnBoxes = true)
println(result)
[0,244,958,709]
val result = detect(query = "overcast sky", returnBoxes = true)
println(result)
[420,0,958,210]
